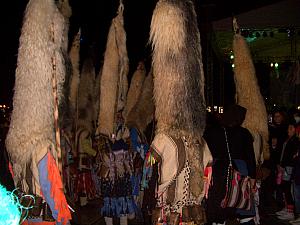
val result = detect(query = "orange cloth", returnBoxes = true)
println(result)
[47,152,72,224]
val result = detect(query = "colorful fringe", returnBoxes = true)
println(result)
[38,152,71,225]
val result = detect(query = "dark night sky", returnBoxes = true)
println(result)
[0,0,284,106]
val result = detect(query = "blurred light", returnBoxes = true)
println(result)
[297,106,300,110]
[275,63,279,68]
[270,63,274,67]
[219,107,224,114]
[213,106,218,111]
[230,55,234,59]
[232,64,235,68]
[207,106,211,112]
[0,184,21,225]
[274,104,276,106]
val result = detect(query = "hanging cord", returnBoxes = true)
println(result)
[50,22,63,177]
[223,127,233,198]
[233,17,240,34]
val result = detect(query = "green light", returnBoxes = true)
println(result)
[230,55,234,59]
[0,184,21,225]
[275,63,279,68]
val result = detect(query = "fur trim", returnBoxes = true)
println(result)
[77,58,96,134]
[150,0,206,139]
[69,30,81,118]
[124,61,146,119]
[233,33,270,161]
[126,71,154,133]
[5,0,63,186]
[150,0,206,198]
[97,4,129,137]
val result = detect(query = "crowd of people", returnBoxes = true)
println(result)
[1,104,299,225]
[260,107,300,223]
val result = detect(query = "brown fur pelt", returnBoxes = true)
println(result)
[233,33,270,161]
[126,71,154,134]
[57,0,72,19]
[57,0,72,131]
[6,0,65,186]
[150,0,206,198]
[124,61,146,120]
[93,68,101,130]
[68,30,81,119]
[77,57,96,134]
[150,0,206,139]
[97,3,129,137]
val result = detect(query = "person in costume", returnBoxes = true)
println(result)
[94,1,132,224]
[148,0,212,224]
[125,64,155,222]
[6,0,72,224]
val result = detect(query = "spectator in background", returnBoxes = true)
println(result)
[276,119,300,220]
[268,108,288,208]
[269,109,288,152]
[204,104,256,225]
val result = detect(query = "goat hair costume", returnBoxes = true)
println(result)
[126,69,154,134]
[233,31,270,162]
[96,2,129,138]
[6,0,71,223]
[124,61,146,120]
[149,0,211,223]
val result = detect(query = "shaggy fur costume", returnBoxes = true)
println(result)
[126,71,154,134]
[233,33,270,161]
[77,58,97,134]
[68,30,81,121]
[6,0,66,190]
[97,4,129,137]
[57,0,71,52]
[150,0,206,139]
[150,0,208,214]
[124,61,146,120]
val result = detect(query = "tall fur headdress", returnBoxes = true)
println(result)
[126,70,154,133]
[150,0,207,198]
[77,57,97,134]
[150,0,206,139]
[96,2,129,137]
[124,61,146,120]
[6,0,66,190]
[68,30,81,119]
[233,19,270,161]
